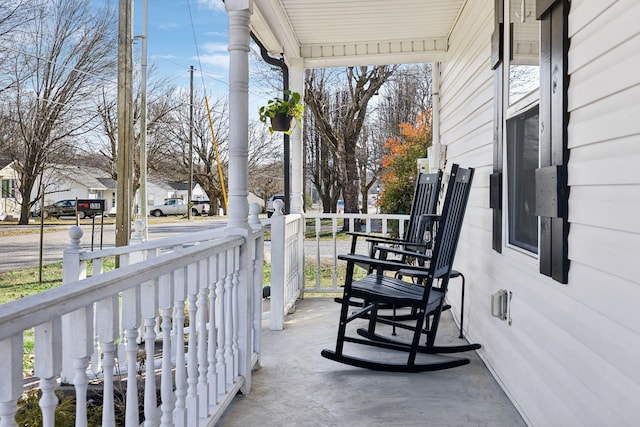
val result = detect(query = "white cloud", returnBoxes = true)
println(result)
[202,42,228,54]
[196,0,226,12]
[195,54,229,70]
[158,22,180,31]
[151,54,177,60]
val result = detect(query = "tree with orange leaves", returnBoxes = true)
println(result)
[378,109,433,214]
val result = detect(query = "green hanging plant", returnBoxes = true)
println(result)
[258,90,304,135]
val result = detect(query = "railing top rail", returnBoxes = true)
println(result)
[0,234,245,341]
[305,213,409,220]
[78,225,234,261]
[283,213,304,225]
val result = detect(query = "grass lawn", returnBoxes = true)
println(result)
[0,263,65,304]
[0,259,116,375]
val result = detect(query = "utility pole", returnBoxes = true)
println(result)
[139,0,149,238]
[116,0,133,247]
[188,65,194,220]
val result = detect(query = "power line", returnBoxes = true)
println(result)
[2,45,118,85]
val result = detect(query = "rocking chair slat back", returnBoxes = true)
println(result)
[404,171,443,249]
[430,166,474,280]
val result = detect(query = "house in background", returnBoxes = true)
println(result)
[0,161,20,220]
[166,181,208,202]
[0,162,210,217]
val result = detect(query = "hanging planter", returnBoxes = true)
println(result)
[270,112,293,132]
[258,90,304,135]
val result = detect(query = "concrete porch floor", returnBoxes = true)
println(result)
[218,298,526,426]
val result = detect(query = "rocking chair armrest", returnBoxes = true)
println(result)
[368,214,441,250]
[347,231,385,239]
[374,245,433,260]
[338,253,431,274]
[347,231,389,254]
[350,233,412,249]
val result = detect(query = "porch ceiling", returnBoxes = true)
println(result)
[250,0,467,68]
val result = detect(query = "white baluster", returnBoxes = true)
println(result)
[34,318,62,427]
[122,286,141,427]
[96,295,119,427]
[215,253,226,392]
[232,246,240,379]
[101,342,116,427]
[207,254,219,410]
[0,335,23,427]
[68,305,93,427]
[143,315,157,427]
[197,259,209,419]
[73,357,90,427]
[141,278,158,427]
[172,268,188,427]
[158,273,174,427]
[124,327,140,427]
[224,250,234,389]
[185,261,199,426]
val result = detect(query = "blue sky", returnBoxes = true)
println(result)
[132,0,230,98]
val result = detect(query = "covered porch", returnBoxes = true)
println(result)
[2,0,638,425]
[219,298,524,426]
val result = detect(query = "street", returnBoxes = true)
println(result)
[0,218,228,273]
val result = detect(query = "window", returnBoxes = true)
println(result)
[1,179,16,198]
[506,0,540,255]
[507,105,539,253]
[508,0,540,105]
[492,0,570,283]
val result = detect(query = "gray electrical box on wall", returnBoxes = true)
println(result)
[491,289,509,320]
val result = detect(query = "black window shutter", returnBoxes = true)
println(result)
[491,0,504,253]
[536,0,570,283]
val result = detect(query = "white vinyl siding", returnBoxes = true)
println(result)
[440,0,640,425]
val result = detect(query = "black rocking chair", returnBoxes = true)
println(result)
[348,170,443,262]
[321,164,479,372]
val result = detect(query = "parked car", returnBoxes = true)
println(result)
[149,198,187,217]
[191,200,210,216]
[36,199,105,219]
[266,194,285,217]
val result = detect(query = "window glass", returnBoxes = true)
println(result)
[508,0,539,104]
[1,179,16,198]
[507,105,539,253]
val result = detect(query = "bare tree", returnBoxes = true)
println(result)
[361,64,432,212]
[304,65,398,214]
[250,160,284,207]
[304,101,341,213]
[355,124,384,214]
[95,70,180,208]
[0,1,34,94]
[163,91,281,214]
[375,64,432,140]
[1,0,117,224]
[166,93,229,212]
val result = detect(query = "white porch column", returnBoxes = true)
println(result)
[225,0,255,398]
[288,58,305,214]
[429,62,444,171]
[226,0,252,227]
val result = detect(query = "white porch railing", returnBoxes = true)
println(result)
[266,209,304,331]
[264,207,410,330]
[0,207,264,427]
[304,213,410,293]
